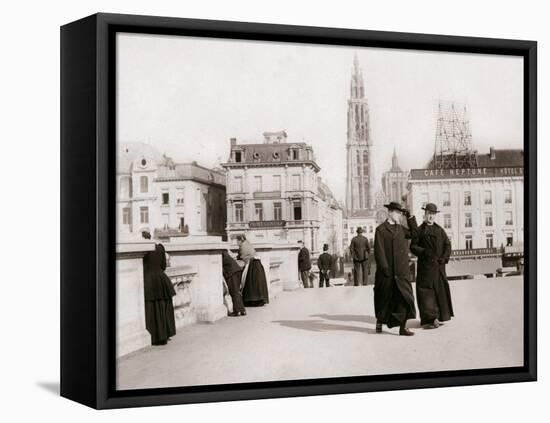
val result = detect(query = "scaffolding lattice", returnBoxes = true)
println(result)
[430,101,478,169]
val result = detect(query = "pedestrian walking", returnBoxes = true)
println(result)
[298,240,312,288]
[236,235,269,306]
[318,244,332,288]
[373,202,418,336]
[410,203,454,329]
[222,250,246,316]
[142,231,176,346]
[350,227,371,286]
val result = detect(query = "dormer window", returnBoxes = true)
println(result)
[292,149,299,160]
[235,151,242,163]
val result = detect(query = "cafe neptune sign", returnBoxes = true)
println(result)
[409,166,524,180]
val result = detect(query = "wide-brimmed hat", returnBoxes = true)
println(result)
[384,201,406,212]
[422,202,440,213]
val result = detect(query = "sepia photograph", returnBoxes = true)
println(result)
[114,32,524,391]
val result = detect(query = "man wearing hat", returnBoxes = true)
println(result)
[317,244,332,288]
[373,201,418,336]
[350,226,371,286]
[410,203,454,329]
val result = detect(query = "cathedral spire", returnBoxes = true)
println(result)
[346,55,375,213]
[391,146,402,172]
[350,53,364,99]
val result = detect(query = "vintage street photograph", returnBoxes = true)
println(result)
[114,33,524,390]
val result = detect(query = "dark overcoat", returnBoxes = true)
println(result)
[374,217,418,326]
[410,222,454,325]
[143,243,176,301]
[298,247,312,271]
[142,243,176,345]
[350,235,370,262]
[222,250,242,281]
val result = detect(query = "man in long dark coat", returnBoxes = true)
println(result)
[350,227,371,286]
[298,241,312,288]
[374,202,418,336]
[410,203,454,328]
[222,250,246,316]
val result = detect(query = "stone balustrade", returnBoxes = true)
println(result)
[116,239,302,358]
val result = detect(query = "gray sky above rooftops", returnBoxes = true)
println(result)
[117,33,523,202]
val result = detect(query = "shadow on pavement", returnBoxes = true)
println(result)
[272,319,396,335]
[310,314,378,325]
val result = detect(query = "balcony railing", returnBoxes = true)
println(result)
[253,191,281,199]
[154,226,189,239]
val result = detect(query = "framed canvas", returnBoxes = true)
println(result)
[60,13,537,409]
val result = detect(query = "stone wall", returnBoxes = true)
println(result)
[116,240,302,358]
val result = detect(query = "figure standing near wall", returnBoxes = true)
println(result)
[222,250,247,317]
[142,231,176,346]
[237,235,269,306]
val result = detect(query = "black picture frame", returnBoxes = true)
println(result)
[60,12,537,409]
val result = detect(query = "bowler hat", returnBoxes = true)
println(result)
[356,227,364,234]
[384,201,406,212]
[422,202,440,213]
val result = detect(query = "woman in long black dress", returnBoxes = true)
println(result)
[142,231,176,345]
[236,235,269,306]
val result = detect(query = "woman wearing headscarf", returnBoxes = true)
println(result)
[236,234,269,306]
[142,231,176,345]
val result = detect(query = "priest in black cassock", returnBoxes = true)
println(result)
[410,203,454,329]
[373,202,418,336]
[142,231,176,346]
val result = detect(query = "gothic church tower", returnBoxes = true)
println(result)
[345,55,375,215]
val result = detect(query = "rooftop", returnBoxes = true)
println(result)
[223,134,319,170]
[156,162,225,186]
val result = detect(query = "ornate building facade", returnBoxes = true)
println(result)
[345,55,375,215]
[117,142,226,241]
[408,147,524,252]
[222,131,343,255]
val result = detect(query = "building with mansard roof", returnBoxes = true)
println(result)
[221,131,343,255]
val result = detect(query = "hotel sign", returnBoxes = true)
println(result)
[249,220,286,228]
[410,167,523,180]
[451,247,498,257]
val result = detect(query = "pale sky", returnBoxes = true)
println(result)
[117,33,523,202]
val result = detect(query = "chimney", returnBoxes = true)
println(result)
[490,147,496,160]
[230,137,237,146]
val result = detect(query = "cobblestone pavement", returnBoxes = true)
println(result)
[117,276,523,390]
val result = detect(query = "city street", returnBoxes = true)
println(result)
[117,276,523,390]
